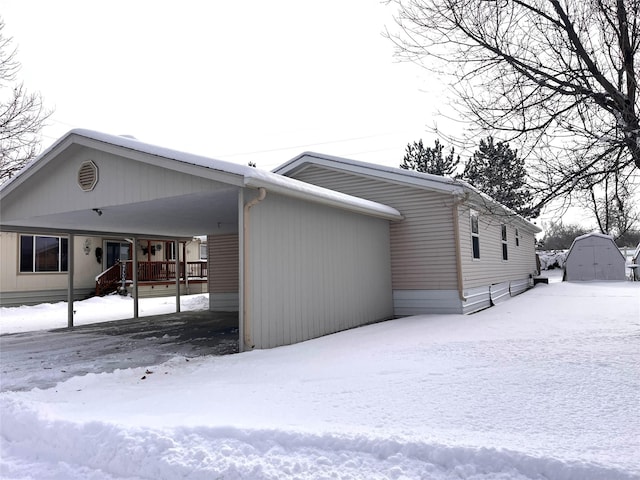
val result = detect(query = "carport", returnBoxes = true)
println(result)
[0,130,402,351]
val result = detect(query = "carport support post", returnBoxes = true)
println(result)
[175,240,181,313]
[132,237,139,318]
[67,233,74,328]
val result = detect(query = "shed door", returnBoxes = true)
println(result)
[574,244,618,280]
[573,245,596,281]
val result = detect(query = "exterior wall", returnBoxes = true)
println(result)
[0,232,102,306]
[285,164,462,315]
[133,238,203,264]
[1,146,224,223]
[207,234,239,311]
[246,192,393,349]
[288,165,459,290]
[457,204,538,290]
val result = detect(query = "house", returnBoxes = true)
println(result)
[564,233,626,281]
[0,233,207,306]
[274,152,541,314]
[1,130,541,350]
[0,130,401,350]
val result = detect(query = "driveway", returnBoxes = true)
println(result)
[0,311,238,392]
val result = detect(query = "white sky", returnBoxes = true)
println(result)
[1,0,609,230]
[0,0,460,172]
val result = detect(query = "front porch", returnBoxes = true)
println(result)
[96,260,208,297]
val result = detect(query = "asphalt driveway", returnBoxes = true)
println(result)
[0,311,238,392]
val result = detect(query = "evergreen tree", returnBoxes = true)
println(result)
[462,136,534,216]
[400,139,460,177]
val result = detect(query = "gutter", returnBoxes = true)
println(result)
[242,187,267,350]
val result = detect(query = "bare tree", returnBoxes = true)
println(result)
[0,19,51,184]
[577,168,639,238]
[386,0,640,214]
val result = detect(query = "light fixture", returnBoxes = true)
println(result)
[93,208,103,216]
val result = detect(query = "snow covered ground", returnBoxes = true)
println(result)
[1,272,639,480]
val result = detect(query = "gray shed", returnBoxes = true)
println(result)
[564,233,626,281]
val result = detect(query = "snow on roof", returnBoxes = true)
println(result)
[567,233,626,260]
[1,129,401,221]
[275,151,465,194]
[275,151,541,232]
[244,168,402,220]
[572,232,616,243]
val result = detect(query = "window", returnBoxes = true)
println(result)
[515,228,520,247]
[501,225,508,261]
[20,235,68,272]
[470,210,480,259]
[200,243,208,260]
[166,242,176,261]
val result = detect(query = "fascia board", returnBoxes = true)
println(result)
[243,174,403,221]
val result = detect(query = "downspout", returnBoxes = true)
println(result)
[452,195,467,302]
[242,187,267,350]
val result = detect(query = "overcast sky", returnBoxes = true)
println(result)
[1,0,463,171]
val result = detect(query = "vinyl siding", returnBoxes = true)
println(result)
[246,192,393,349]
[1,146,227,222]
[0,232,103,294]
[458,205,538,288]
[288,165,458,290]
[207,234,239,311]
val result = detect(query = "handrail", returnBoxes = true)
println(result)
[95,261,207,296]
[95,263,123,296]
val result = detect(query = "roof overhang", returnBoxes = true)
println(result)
[275,151,541,233]
[0,131,401,238]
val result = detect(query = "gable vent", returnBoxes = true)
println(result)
[78,161,98,191]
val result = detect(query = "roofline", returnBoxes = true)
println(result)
[244,173,403,221]
[274,151,541,233]
[567,232,626,261]
[1,130,402,223]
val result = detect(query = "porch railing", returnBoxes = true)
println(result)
[95,261,208,296]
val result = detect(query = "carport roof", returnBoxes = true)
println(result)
[0,130,402,237]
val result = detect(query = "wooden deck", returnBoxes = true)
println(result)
[96,261,207,296]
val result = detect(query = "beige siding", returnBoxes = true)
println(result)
[208,234,239,293]
[0,232,103,305]
[247,193,393,349]
[207,234,239,311]
[458,205,538,288]
[0,232,102,293]
[290,165,458,290]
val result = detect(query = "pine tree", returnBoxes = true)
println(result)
[462,136,535,216]
[400,139,460,177]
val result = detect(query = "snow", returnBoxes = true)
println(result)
[1,276,639,480]
[0,293,210,335]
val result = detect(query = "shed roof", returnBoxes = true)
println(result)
[274,151,541,233]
